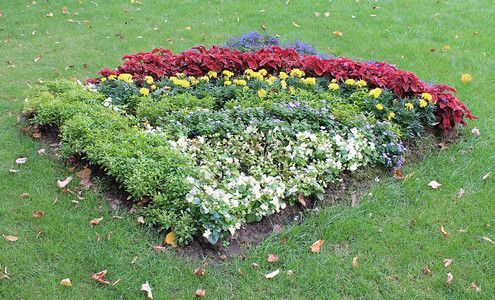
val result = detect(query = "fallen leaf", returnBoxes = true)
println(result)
[410,219,417,225]
[471,127,480,136]
[112,279,120,286]
[260,24,266,31]
[195,289,206,297]
[193,267,205,276]
[37,148,46,155]
[31,211,44,218]
[20,193,30,198]
[432,12,440,20]
[442,45,451,50]
[297,194,307,207]
[202,34,206,40]
[466,282,481,292]
[440,226,450,238]
[446,272,454,284]
[131,256,139,264]
[265,269,280,279]
[165,232,178,247]
[152,245,166,253]
[2,235,18,242]
[352,256,359,268]
[456,188,465,198]
[438,142,450,149]
[186,26,192,30]
[141,281,153,299]
[44,12,53,17]
[424,268,431,275]
[267,254,279,262]
[430,48,436,52]
[80,177,93,189]
[238,268,246,275]
[292,21,301,27]
[75,168,91,178]
[0,274,11,280]
[89,217,103,227]
[333,31,343,36]
[92,270,110,285]
[482,172,491,180]
[482,236,495,245]
[219,255,226,260]
[428,180,442,189]
[137,216,145,224]
[57,176,73,188]
[71,200,79,206]
[15,157,27,164]
[443,258,453,268]
[314,12,321,17]
[286,270,294,275]
[60,278,72,286]
[251,263,259,270]
[310,239,324,253]
[461,74,472,83]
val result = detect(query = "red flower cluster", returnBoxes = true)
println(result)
[86,46,476,134]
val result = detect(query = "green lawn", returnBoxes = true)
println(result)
[1,0,494,298]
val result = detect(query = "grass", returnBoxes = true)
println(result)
[1,0,494,298]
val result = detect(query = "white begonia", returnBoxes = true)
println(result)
[260,203,269,211]
[203,229,212,239]
[186,176,195,184]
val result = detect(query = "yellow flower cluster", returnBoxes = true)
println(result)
[200,76,209,82]
[189,76,200,85]
[419,99,428,108]
[144,76,154,84]
[357,80,367,88]
[258,89,267,98]
[140,88,149,96]
[118,73,133,84]
[222,70,234,78]
[265,76,278,86]
[279,72,288,80]
[388,112,395,120]
[207,71,217,78]
[369,88,382,98]
[405,103,414,110]
[259,69,267,76]
[244,69,264,81]
[328,83,339,91]
[421,92,433,103]
[169,76,190,88]
[345,79,356,86]
[376,104,384,110]
[300,77,316,85]
[100,77,107,82]
[281,80,287,89]
[108,75,117,80]
[233,79,247,86]
[224,80,232,86]
[290,68,305,77]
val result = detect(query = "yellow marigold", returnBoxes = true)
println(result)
[279,72,288,80]
[289,87,295,94]
[388,112,395,120]
[345,79,356,86]
[244,69,254,76]
[207,71,217,78]
[281,80,287,89]
[266,79,274,86]
[421,92,433,103]
[331,79,337,83]
[369,88,382,98]
[224,80,232,86]
[328,83,339,91]
[243,86,249,90]
[100,77,107,82]
[175,72,185,78]
[140,88,149,96]
[200,76,209,82]
[290,69,304,77]
[118,73,133,83]
[419,99,428,108]
[222,70,234,78]
[189,77,200,85]
[108,75,116,80]
[233,79,247,86]
[180,80,190,88]
[301,77,316,85]
[405,103,414,110]
[258,89,267,98]
[259,69,267,76]
[252,72,264,81]
[357,80,367,88]
[376,104,384,110]
[150,84,156,90]
[144,76,154,84]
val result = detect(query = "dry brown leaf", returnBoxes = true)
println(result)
[92,270,110,285]
[238,268,246,275]
[428,180,442,189]
[424,268,431,275]
[265,269,280,279]
[286,270,294,275]
[193,267,205,276]
[440,226,450,237]
[446,272,454,284]
[410,219,417,225]
[438,142,450,149]
[443,258,453,268]
[456,188,465,198]
[75,168,91,178]
[394,169,404,179]
[44,12,53,17]
[471,127,480,136]
[292,21,301,27]
[260,24,266,31]
[71,200,79,206]
[60,278,72,286]
[131,256,139,264]
[152,245,167,253]
[482,172,491,181]
[219,255,227,260]
[333,31,343,36]
[20,193,30,198]
[0,274,11,280]
[267,254,279,262]
[57,176,73,188]
[137,216,145,224]
[16,157,27,164]
[297,194,307,207]
[141,281,153,299]
[31,211,44,218]
[112,279,121,286]
[37,148,46,155]
[310,239,324,253]
[195,289,206,297]
[251,263,259,270]
[466,282,481,292]
[9,169,20,173]
[89,217,103,227]
[80,177,93,189]
[482,236,495,245]
[352,256,359,268]
[2,235,18,242]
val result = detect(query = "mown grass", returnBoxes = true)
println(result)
[1,0,494,298]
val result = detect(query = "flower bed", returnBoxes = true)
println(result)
[25,38,476,245]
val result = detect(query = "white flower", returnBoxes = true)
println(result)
[203,229,212,239]
[186,176,195,184]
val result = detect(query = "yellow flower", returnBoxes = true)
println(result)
[376,104,384,110]
[357,80,367,88]
[259,69,267,76]
[419,99,428,108]
[258,89,267,98]
[108,75,116,80]
[328,83,339,91]
[100,77,107,82]
[233,79,247,86]
[421,92,433,103]
[301,77,316,85]
[289,87,295,94]
[252,72,264,81]
[200,76,209,82]
[207,71,217,78]
[144,76,154,84]
[222,70,234,78]
[243,86,249,90]
[388,112,395,120]
[345,79,356,86]
[331,79,337,83]
[224,80,232,86]
[189,77,200,85]
[281,80,287,89]
[175,72,185,78]
[405,103,414,110]
[244,69,254,76]
[290,69,304,77]
[369,88,382,98]
[150,85,156,90]
[461,73,472,83]
[279,72,288,80]
[140,88,149,96]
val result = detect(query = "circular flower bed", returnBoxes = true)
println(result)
[25,41,476,245]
